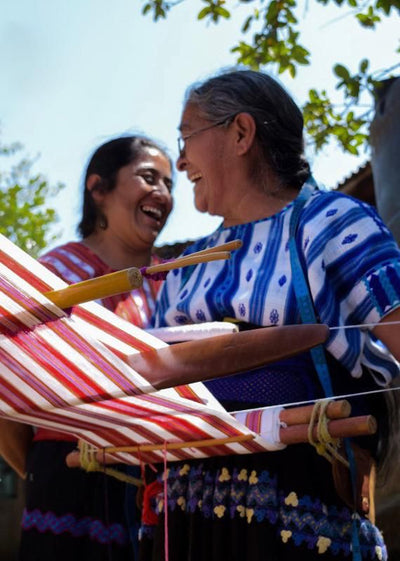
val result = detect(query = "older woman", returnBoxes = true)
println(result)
[143,70,400,560]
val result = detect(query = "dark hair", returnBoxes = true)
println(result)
[185,69,310,189]
[78,136,172,238]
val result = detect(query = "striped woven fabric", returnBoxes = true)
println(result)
[0,234,272,464]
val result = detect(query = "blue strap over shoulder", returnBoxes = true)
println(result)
[288,180,334,397]
[288,178,361,561]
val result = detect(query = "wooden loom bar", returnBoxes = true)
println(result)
[103,433,255,454]
[43,251,232,309]
[129,324,330,390]
[65,414,375,468]
[280,414,377,444]
[142,251,231,275]
[279,399,351,425]
[65,434,255,467]
[184,239,242,257]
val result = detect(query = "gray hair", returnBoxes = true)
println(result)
[185,69,310,189]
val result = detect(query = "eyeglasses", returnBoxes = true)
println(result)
[177,117,233,155]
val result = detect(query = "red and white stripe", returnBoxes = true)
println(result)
[0,234,279,464]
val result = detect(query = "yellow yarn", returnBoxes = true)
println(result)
[307,400,349,468]
[78,440,143,487]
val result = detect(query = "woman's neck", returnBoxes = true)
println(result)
[82,233,152,271]
[223,184,299,227]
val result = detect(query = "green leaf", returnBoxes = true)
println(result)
[142,4,152,16]
[241,15,253,32]
[334,64,351,80]
[359,58,369,73]
[216,7,231,19]
[198,7,211,20]
[0,132,64,256]
[346,144,359,155]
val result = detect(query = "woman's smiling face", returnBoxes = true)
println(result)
[100,147,173,250]
[176,103,234,218]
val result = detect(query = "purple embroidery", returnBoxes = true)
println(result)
[326,209,338,217]
[238,303,246,317]
[246,269,253,282]
[303,237,310,250]
[196,309,206,321]
[270,309,279,324]
[21,509,127,545]
[174,315,188,325]
[254,242,263,254]
[342,234,358,244]
[278,275,287,287]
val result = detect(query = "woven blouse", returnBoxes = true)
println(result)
[154,181,400,386]
[40,241,162,328]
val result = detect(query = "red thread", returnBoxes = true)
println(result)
[139,448,161,526]
[142,480,162,526]
[163,443,169,561]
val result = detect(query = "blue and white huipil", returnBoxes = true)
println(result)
[155,181,400,385]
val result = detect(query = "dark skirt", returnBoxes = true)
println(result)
[138,354,387,561]
[139,445,386,561]
[19,440,138,561]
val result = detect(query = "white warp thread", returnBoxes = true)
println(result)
[233,407,286,451]
[147,322,239,343]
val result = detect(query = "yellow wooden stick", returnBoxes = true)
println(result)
[44,251,232,309]
[44,267,143,309]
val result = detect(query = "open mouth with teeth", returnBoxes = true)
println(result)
[141,205,164,221]
[189,172,202,183]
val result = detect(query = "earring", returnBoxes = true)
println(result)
[98,214,108,230]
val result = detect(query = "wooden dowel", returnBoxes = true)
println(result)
[65,434,254,467]
[65,414,376,468]
[279,400,351,426]
[185,240,242,258]
[145,251,231,275]
[104,433,254,454]
[280,415,377,445]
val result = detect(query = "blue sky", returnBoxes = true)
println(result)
[1,0,399,250]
